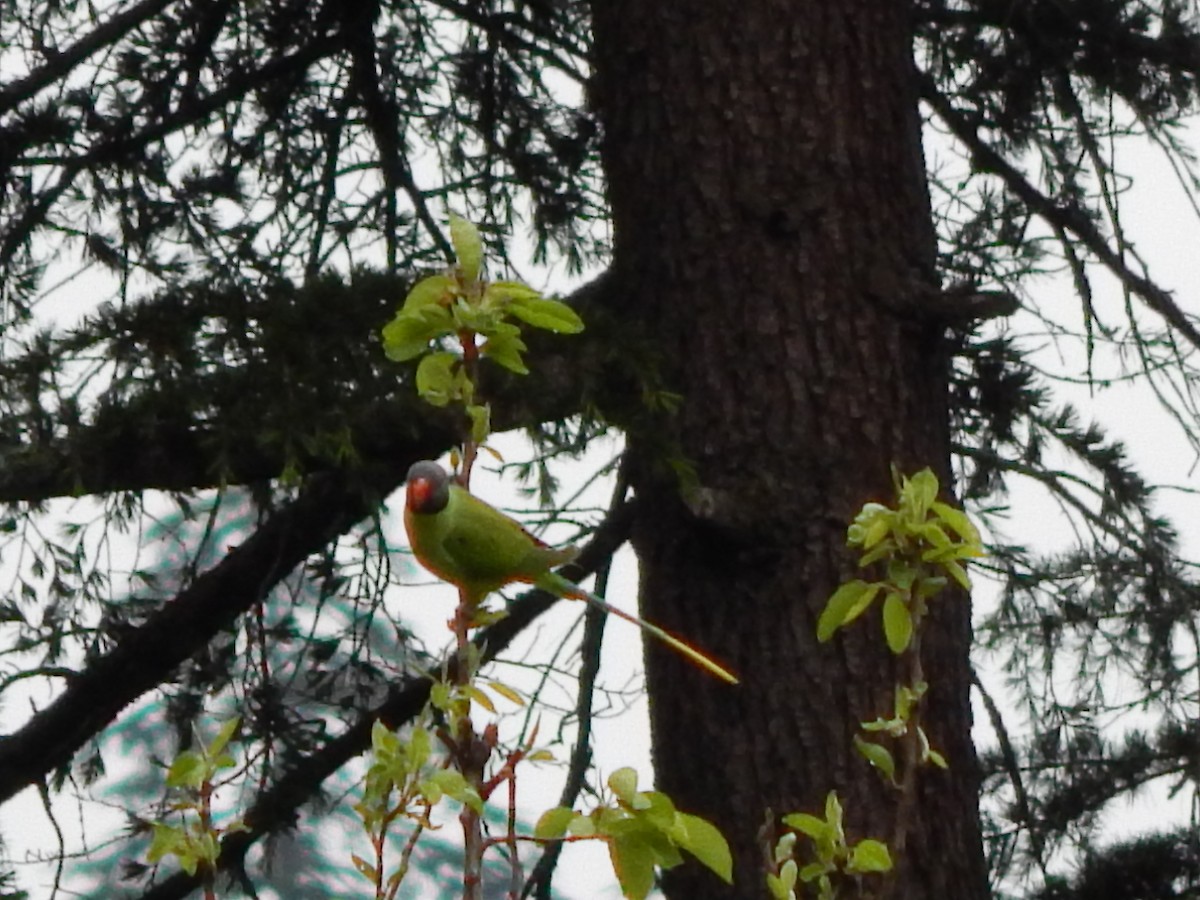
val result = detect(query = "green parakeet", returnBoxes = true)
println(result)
[404,460,738,684]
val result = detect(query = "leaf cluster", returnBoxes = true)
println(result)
[769,791,892,900]
[359,720,484,830]
[0,0,603,325]
[381,214,583,459]
[146,719,248,878]
[818,469,983,652]
[534,767,733,900]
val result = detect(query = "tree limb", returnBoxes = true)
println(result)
[0,465,416,803]
[0,270,617,503]
[0,0,179,116]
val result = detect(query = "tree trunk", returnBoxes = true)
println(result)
[589,2,988,898]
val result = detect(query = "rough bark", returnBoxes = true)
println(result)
[590,2,988,897]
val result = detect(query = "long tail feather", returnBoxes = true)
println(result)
[540,573,739,685]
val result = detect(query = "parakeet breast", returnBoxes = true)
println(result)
[405,483,574,602]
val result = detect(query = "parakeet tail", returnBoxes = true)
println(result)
[537,572,739,685]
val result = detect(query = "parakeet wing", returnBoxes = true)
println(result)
[436,486,577,594]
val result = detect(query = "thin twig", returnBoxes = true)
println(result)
[972,669,1050,881]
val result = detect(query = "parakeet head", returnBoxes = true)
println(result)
[406,460,451,514]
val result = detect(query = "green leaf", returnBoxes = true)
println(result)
[860,715,905,735]
[568,815,597,837]
[404,726,431,771]
[178,849,201,876]
[886,560,917,591]
[429,681,451,712]
[535,806,576,840]
[799,861,831,882]
[817,580,878,642]
[612,817,683,867]
[483,678,524,706]
[481,330,529,374]
[858,540,895,567]
[147,823,185,863]
[415,351,458,406]
[915,574,949,598]
[402,274,454,311]
[823,791,844,837]
[773,832,797,864]
[931,500,981,545]
[904,468,939,518]
[610,835,657,900]
[206,716,240,758]
[766,872,792,900]
[942,559,972,591]
[381,309,450,361]
[424,769,484,813]
[166,751,205,790]
[639,791,677,827]
[895,683,922,719]
[882,592,913,654]
[927,748,950,769]
[352,854,378,881]
[842,582,881,628]
[196,832,220,866]
[609,767,640,806]
[449,297,501,334]
[449,214,482,282]
[670,812,733,883]
[424,768,466,797]
[211,752,236,771]
[861,514,892,549]
[917,521,953,551]
[780,812,828,840]
[849,502,889,542]
[507,296,585,333]
[776,859,799,893]
[484,280,543,304]
[848,839,893,873]
[853,736,896,783]
[462,683,494,713]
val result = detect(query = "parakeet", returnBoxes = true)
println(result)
[404,460,738,684]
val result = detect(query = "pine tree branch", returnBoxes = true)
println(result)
[0,0,178,116]
[916,2,1200,82]
[0,366,619,799]
[0,272,617,503]
[0,397,451,502]
[973,669,1050,880]
[525,458,630,900]
[345,0,455,267]
[1,37,343,270]
[920,74,1200,354]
